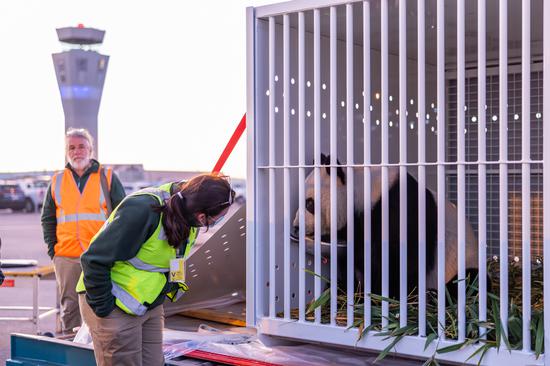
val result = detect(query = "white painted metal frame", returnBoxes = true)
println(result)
[246,0,547,364]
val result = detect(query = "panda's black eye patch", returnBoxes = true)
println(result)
[305,198,315,214]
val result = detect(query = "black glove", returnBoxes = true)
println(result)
[0,268,4,286]
[48,243,56,260]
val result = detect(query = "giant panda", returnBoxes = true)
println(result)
[292,153,479,299]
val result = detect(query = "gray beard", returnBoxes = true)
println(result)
[70,158,91,171]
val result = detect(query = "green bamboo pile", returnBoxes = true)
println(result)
[286,258,544,365]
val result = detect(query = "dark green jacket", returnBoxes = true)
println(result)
[80,182,191,317]
[40,160,126,259]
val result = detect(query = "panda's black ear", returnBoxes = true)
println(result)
[320,153,330,165]
[336,165,346,185]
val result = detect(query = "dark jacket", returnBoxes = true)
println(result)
[40,159,126,259]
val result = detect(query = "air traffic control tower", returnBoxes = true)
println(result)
[52,25,109,158]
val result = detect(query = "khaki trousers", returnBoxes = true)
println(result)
[53,256,82,332]
[79,294,165,366]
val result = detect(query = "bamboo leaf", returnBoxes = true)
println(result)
[436,341,467,354]
[306,288,330,314]
[375,335,403,362]
[465,343,490,363]
[304,269,331,284]
[535,315,544,358]
[424,333,438,351]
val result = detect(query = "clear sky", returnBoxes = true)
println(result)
[0,0,275,179]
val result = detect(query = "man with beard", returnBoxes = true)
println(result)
[41,128,125,333]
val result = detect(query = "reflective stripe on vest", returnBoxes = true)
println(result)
[57,213,107,223]
[127,257,169,273]
[111,281,148,316]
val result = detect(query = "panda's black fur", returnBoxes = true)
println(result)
[337,172,438,298]
[295,154,481,300]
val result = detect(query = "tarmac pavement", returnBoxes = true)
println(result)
[0,211,57,365]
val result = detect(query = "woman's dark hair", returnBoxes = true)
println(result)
[154,174,235,248]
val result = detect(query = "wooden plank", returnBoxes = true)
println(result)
[180,308,246,327]
[3,265,55,278]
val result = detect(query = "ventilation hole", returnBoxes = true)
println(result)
[275,264,279,270]
[291,293,296,299]
[266,281,270,287]
[275,296,280,302]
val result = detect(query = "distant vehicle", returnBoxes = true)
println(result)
[0,183,34,213]
[18,178,50,212]
[121,181,154,195]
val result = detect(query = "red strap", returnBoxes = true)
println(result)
[212,113,246,174]
[187,349,281,366]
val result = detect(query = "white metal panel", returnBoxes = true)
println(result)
[363,0,372,328]
[297,11,306,323]
[268,16,277,319]
[477,0,487,341]
[521,0,531,352]
[380,0,390,329]
[456,0,466,343]
[246,6,256,327]
[398,0,408,329]
[345,2,355,328]
[282,14,291,320]
[436,0,446,338]
[329,6,338,326]
[417,0,427,338]
[313,8,323,324]
[499,0,509,340]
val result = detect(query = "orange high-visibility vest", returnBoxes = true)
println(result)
[51,166,112,258]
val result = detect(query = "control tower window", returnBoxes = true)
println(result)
[77,58,88,72]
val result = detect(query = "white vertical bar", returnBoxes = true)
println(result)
[521,0,531,352]
[245,6,256,327]
[313,8,322,324]
[298,11,306,323]
[363,0,372,328]
[477,0,487,340]
[268,16,276,319]
[283,14,291,321]
[457,0,466,343]
[499,0,509,340]
[381,0,390,329]
[346,2,355,328]
[398,0,408,328]
[543,0,550,361]
[436,0,446,338]
[329,6,339,326]
[417,0,427,338]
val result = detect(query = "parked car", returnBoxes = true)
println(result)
[18,178,49,212]
[0,183,34,212]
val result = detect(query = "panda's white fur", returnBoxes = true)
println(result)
[293,160,478,291]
